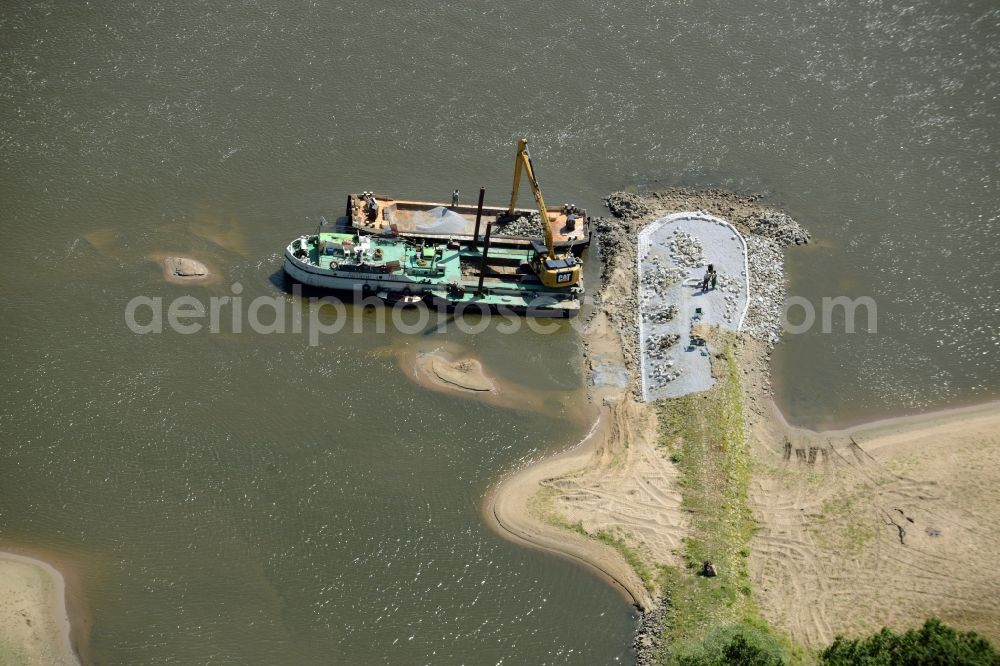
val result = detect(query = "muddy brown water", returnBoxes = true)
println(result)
[1,1,997,662]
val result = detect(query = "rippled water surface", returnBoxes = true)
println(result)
[2,0,997,662]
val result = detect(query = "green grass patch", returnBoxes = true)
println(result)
[653,334,802,665]
[526,485,566,526]
[527,485,588,534]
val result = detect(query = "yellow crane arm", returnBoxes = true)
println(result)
[508,138,555,259]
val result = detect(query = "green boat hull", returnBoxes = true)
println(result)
[283,233,582,317]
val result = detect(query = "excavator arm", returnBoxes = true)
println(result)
[508,138,555,259]
[506,138,581,290]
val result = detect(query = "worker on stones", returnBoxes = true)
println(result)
[709,265,718,290]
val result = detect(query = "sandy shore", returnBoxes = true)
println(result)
[0,552,79,666]
[749,391,1000,646]
[410,350,496,394]
[484,406,656,610]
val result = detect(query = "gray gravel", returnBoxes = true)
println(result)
[604,192,652,220]
[638,214,749,401]
[634,601,668,665]
[747,210,811,246]
[493,212,544,238]
[665,231,705,268]
[744,235,787,346]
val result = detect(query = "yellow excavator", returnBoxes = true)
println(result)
[508,138,582,289]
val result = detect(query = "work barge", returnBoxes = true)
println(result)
[283,139,588,317]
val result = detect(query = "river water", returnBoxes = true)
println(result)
[1,0,997,663]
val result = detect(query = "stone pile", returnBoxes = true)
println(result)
[594,216,619,234]
[634,602,668,666]
[604,191,651,220]
[640,260,684,292]
[494,213,544,238]
[743,235,787,346]
[646,331,680,356]
[645,330,683,387]
[637,252,685,390]
[594,214,640,282]
[649,357,682,386]
[643,303,678,324]
[667,230,705,268]
[640,261,666,290]
[749,211,810,246]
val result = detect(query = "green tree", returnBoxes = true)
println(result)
[820,618,1000,666]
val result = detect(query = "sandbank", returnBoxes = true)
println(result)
[0,552,78,666]
[148,252,218,285]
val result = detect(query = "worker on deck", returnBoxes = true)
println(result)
[451,189,460,208]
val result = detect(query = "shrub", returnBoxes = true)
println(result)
[820,618,1000,666]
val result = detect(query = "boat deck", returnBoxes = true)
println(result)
[349,196,588,246]
[311,233,546,288]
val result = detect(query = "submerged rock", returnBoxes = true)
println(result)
[428,356,495,392]
[154,254,214,284]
